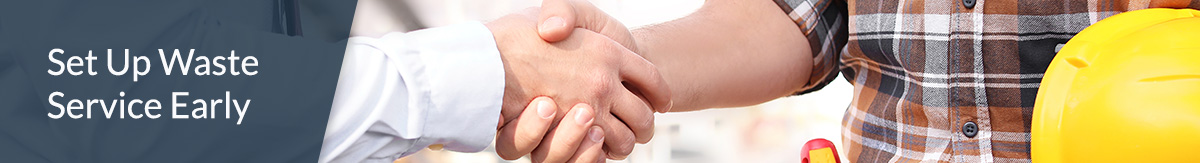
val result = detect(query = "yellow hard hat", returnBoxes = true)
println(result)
[1033,8,1200,162]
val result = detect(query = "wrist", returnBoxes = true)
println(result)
[631,27,700,112]
[488,16,535,126]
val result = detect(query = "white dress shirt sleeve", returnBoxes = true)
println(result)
[319,22,505,163]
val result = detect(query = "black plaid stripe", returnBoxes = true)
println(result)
[773,0,1200,162]
[775,0,850,96]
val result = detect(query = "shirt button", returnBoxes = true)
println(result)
[963,121,979,138]
[963,0,976,9]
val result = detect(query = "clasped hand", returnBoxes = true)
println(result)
[484,0,667,162]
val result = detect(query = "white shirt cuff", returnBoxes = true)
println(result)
[376,22,504,152]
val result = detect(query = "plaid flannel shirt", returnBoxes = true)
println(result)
[773,0,1200,162]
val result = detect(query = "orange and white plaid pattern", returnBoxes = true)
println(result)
[774,0,1200,162]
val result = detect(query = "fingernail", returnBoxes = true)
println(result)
[537,98,555,119]
[539,16,565,32]
[663,100,674,113]
[574,104,594,125]
[588,126,605,143]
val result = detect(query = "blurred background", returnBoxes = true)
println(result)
[350,0,855,162]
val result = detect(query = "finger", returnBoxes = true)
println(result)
[537,0,576,42]
[614,46,673,113]
[538,0,638,51]
[610,85,656,143]
[562,0,637,50]
[596,151,608,163]
[559,0,637,51]
[496,97,559,160]
[568,126,606,163]
[599,113,637,160]
[532,103,596,163]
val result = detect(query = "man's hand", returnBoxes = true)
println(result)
[487,8,671,162]
[496,97,607,163]
[534,0,664,159]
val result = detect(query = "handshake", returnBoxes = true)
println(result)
[328,0,807,162]
[488,0,671,162]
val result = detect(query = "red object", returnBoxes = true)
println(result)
[801,138,840,163]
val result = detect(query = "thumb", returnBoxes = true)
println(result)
[495,96,559,160]
[537,0,576,42]
[537,0,638,52]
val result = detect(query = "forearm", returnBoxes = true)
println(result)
[632,0,812,112]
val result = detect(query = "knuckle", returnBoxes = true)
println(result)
[615,108,653,132]
[644,64,664,83]
[551,136,579,151]
[634,113,655,131]
[579,34,609,50]
[608,137,635,157]
[634,117,655,143]
[513,131,543,151]
[610,132,636,151]
[539,141,573,163]
[585,72,614,98]
[603,44,626,63]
